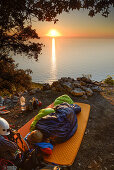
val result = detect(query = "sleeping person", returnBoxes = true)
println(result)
[29,102,81,144]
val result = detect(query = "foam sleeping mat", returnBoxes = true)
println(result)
[18,102,90,166]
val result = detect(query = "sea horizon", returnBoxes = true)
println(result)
[40,36,114,39]
[13,37,114,84]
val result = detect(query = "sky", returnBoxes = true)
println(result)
[32,7,114,38]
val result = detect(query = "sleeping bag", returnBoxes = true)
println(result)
[54,94,74,106]
[35,103,81,143]
[30,108,55,131]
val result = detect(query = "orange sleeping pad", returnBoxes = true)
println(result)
[17,102,90,166]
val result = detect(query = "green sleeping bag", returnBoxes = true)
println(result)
[30,108,55,131]
[54,94,74,107]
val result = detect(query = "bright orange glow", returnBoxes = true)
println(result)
[46,29,61,37]
[52,38,55,62]
[51,37,57,82]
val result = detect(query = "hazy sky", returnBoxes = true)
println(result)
[32,7,114,38]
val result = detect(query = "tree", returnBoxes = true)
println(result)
[0,55,32,95]
[0,0,114,60]
[0,0,114,94]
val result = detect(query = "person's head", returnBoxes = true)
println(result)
[27,130,43,144]
[0,117,10,136]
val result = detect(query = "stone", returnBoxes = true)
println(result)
[77,76,93,84]
[42,83,51,91]
[0,96,4,106]
[45,90,52,94]
[12,96,19,103]
[88,160,100,169]
[81,86,87,91]
[81,86,93,96]
[86,88,93,96]
[86,84,93,88]
[80,81,86,86]
[51,81,59,87]
[93,81,102,86]
[101,83,108,87]
[4,98,12,104]
[29,89,37,95]
[62,82,72,91]
[58,77,68,82]
[98,156,102,162]
[82,94,88,99]
[51,81,64,92]
[56,84,64,92]
[78,163,81,166]
[85,129,89,135]
[91,86,102,92]
[72,81,81,88]
[71,88,85,96]
[67,77,75,83]
[58,77,74,84]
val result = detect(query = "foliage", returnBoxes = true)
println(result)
[104,76,114,85]
[0,0,114,94]
[31,82,43,90]
[0,54,32,95]
[0,0,114,61]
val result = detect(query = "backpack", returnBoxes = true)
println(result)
[8,129,45,170]
[19,148,44,170]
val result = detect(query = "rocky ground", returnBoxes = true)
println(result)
[0,77,114,170]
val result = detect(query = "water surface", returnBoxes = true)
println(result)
[13,38,114,84]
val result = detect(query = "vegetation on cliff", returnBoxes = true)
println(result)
[0,0,114,94]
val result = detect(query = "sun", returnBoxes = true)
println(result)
[46,29,61,37]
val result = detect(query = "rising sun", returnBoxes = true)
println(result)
[46,29,61,37]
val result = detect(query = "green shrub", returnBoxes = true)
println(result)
[104,76,114,85]
[31,82,43,90]
[0,55,32,95]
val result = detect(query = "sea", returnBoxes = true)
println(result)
[13,37,114,84]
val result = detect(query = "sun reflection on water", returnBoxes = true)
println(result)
[52,38,56,63]
[50,38,57,83]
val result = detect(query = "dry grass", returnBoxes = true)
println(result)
[101,86,114,105]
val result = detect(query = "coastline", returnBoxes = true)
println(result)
[0,76,114,170]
